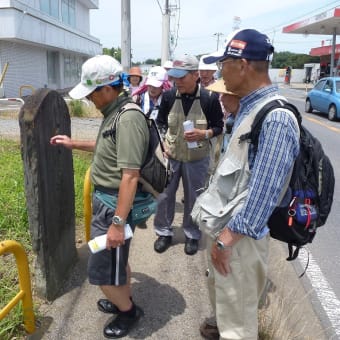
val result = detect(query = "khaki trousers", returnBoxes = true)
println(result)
[206,235,269,340]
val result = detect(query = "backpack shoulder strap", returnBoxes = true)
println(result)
[102,102,145,140]
[239,99,301,150]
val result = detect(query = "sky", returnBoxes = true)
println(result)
[89,0,340,63]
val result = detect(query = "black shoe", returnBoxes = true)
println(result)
[154,236,172,253]
[97,299,119,314]
[103,306,144,338]
[184,238,199,255]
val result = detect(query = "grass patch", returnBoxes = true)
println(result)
[0,139,92,339]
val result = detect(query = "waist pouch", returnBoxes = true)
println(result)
[95,189,157,225]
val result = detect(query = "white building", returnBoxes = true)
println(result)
[0,0,101,98]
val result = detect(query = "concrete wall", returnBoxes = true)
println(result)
[269,68,305,84]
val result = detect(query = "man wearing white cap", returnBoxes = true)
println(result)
[153,54,224,256]
[50,55,148,338]
[192,29,300,340]
[198,54,218,88]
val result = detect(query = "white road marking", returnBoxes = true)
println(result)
[300,249,340,338]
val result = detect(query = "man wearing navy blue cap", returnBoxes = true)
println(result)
[194,29,300,339]
[153,54,224,256]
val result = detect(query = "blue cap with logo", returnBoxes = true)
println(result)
[204,29,274,64]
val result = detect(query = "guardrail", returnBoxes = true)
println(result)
[83,166,92,242]
[0,97,24,105]
[0,240,35,334]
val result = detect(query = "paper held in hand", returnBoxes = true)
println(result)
[88,224,133,253]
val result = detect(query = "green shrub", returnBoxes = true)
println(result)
[0,139,91,338]
[68,99,85,117]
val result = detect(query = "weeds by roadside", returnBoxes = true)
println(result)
[0,139,91,339]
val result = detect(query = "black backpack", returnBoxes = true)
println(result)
[240,100,335,267]
[102,102,171,196]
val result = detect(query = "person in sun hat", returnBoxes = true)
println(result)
[198,54,218,88]
[50,54,148,338]
[205,78,240,165]
[152,54,224,256]
[127,66,143,94]
[132,65,172,120]
[195,29,300,340]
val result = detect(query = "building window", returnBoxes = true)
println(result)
[40,0,59,19]
[47,51,59,85]
[64,55,81,86]
[61,0,76,27]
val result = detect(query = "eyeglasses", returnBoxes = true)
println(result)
[217,58,237,72]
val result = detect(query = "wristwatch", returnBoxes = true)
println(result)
[216,239,232,251]
[112,215,125,226]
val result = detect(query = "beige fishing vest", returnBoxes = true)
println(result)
[165,87,210,162]
[191,94,293,238]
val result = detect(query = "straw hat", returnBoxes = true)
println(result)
[206,79,238,96]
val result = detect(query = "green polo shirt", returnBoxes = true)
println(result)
[91,93,149,189]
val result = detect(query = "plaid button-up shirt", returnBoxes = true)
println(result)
[227,85,300,239]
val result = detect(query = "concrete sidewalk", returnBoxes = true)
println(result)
[27,186,327,340]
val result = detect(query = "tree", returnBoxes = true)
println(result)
[103,47,121,62]
[144,58,161,66]
[271,51,320,69]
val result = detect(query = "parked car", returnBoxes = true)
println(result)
[305,77,340,121]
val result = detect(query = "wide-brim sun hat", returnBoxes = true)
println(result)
[69,55,123,99]
[206,79,238,96]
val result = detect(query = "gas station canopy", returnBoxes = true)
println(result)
[282,8,340,35]
[282,7,340,76]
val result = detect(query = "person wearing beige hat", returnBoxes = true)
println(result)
[50,55,148,338]
[153,54,224,256]
[206,79,240,166]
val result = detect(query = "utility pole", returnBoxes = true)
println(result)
[121,0,131,72]
[161,0,170,65]
[214,32,223,50]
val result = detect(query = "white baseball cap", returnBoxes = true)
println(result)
[145,66,167,88]
[162,60,173,69]
[69,55,123,99]
[199,55,218,71]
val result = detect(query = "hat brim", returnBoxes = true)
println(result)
[69,82,96,99]
[146,78,163,88]
[206,79,237,96]
[167,68,189,78]
[203,55,224,64]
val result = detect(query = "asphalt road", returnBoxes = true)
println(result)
[280,86,340,340]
